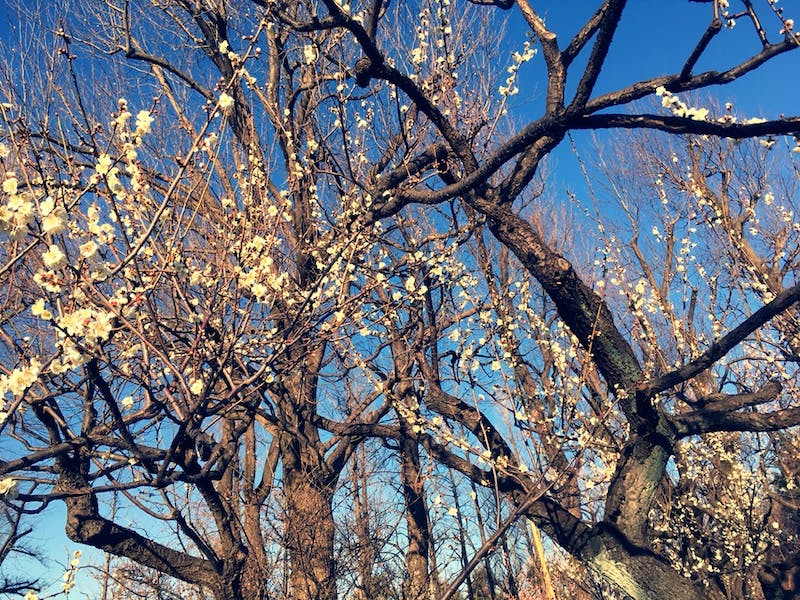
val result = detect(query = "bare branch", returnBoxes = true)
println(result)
[639,282,800,399]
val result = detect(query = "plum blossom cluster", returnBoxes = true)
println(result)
[651,435,779,579]
[0,359,41,401]
[19,550,82,600]
[499,41,537,97]
[0,101,158,412]
[410,8,431,66]
[655,86,709,121]
[0,171,35,239]
[236,235,292,303]
[656,89,800,152]
[0,476,17,498]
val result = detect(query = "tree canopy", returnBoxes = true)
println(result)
[1,1,799,599]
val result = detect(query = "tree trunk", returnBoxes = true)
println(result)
[401,436,432,599]
[579,526,724,600]
[284,467,337,600]
[351,446,380,599]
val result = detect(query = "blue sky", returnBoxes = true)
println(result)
[511,2,798,116]
[501,2,799,219]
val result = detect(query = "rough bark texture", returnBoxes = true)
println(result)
[544,522,720,600]
[283,458,337,600]
[401,436,431,600]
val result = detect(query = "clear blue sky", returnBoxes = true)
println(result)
[503,2,798,219]
[511,2,798,116]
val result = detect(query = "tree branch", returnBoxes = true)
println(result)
[638,281,800,399]
[57,455,217,588]
[568,0,627,110]
[571,113,800,137]
[675,405,800,436]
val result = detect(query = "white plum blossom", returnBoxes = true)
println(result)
[190,378,204,395]
[42,244,66,269]
[303,44,318,65]
[95,154,113,176]
[0,359,41,398]
[135,110,154,135]
[31,298,52,320]
[218,93,235,111]
[0,477,17,499]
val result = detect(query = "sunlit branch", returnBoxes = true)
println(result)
[572,113,800,137]
[640,282,800,399]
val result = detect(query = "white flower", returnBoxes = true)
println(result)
[31,298,52,320]
[80,240,99,259]
[190,378,204,395]
[114,110,132,128]
[135,110,154,135]
[42,244,66,269]
[85,311,115,343]
[95,154,113,176]
[303,44,318,65]
[34,269,63,292]
[0,477,17,499]
[218,93,235,111]
[57,308,115,343]
[42,208,66,235]
[688,107,709,121]
[2,172,18,195]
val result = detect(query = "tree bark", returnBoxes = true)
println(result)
[283,455,337,600]
[570,523,724,600]
[401,435,432,600]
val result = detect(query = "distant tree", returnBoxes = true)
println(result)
[0,506,42,595]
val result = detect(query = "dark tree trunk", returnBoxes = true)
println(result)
[283,453,337,600]
[401,435,431,600]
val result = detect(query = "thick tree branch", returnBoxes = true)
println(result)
[638,281,800,399]
[516,0,565,111]
[472,201,644,407]
[563,4,608,66]
[680,18,723,79]
[57,455,216,588]
[587,37,797,113]
[572,113,800,137]
[568,0,627,110]
[675,406,800,436]
[694,379,782,412]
